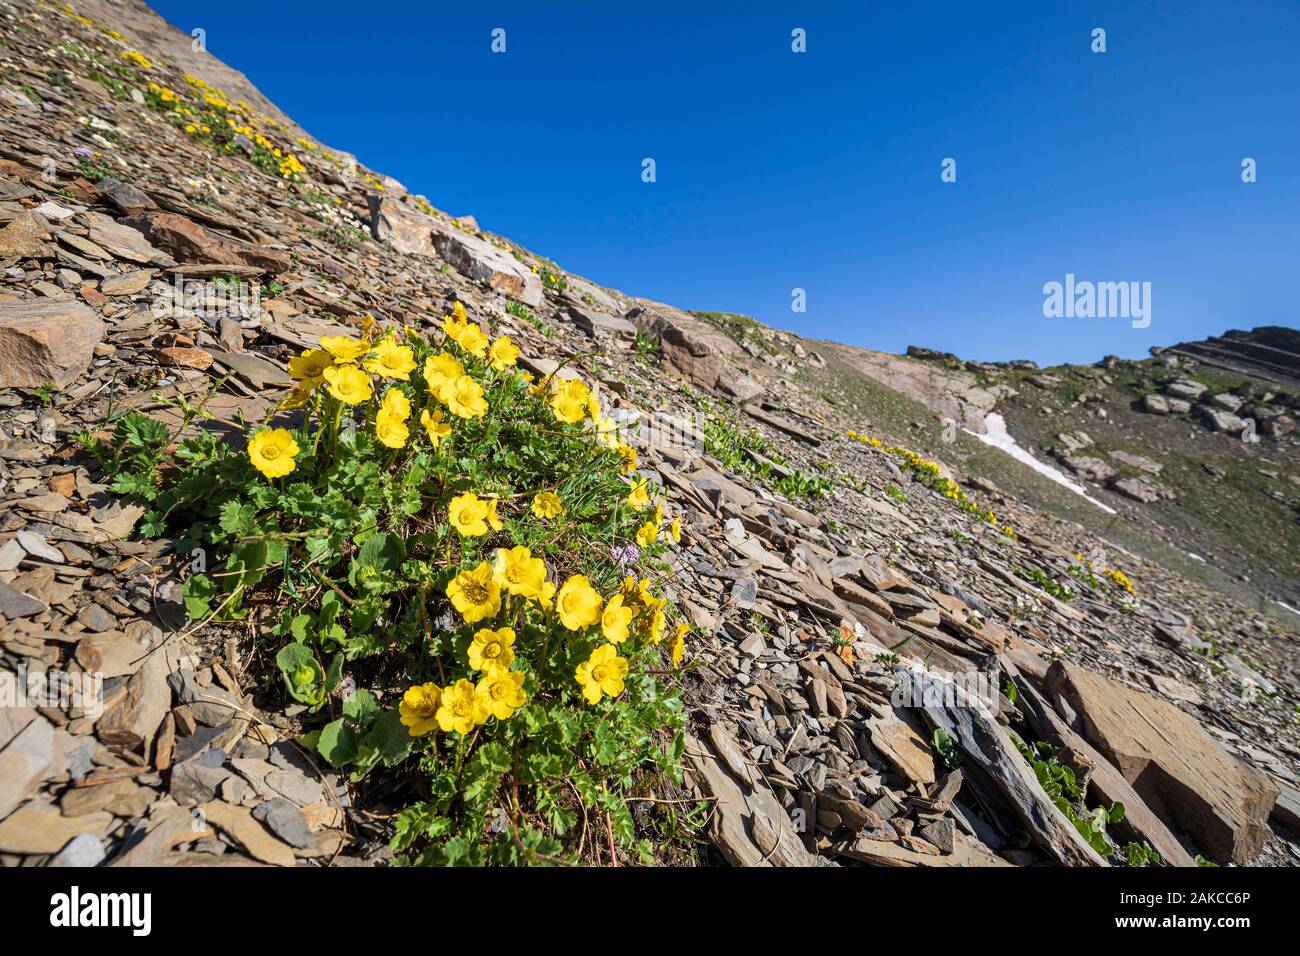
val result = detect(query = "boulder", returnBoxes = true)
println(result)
[564,303,635,339]
[627,301,763,401]
[429,224,542,307]
[1045,660,1278,863]
[1057,455,1116,482]
[0,210,51,259]
[120,211,290,273]
[1109,475,1171,503]
[366,194,438,257]
[1166,378,1207,400]
[1141,393,1169,414]
[0,299,105,388]
[1199,406,1246,434]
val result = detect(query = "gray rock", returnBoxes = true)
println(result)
[251,797,316,848]
[1142,393,1170,414]
[48,832,106,867]
[1166,379,1207,400]
[0,578,47,618]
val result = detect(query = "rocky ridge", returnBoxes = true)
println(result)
[1,0,1297,868]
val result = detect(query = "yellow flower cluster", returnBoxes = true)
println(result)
[1104,567,1135,595]
[120,50,152,69]
[851,429,1003,529]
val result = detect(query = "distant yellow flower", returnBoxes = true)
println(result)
[399,683,441,737]
[374,407,408,448]
[575,644,628,705]
[445,561,502,624]
[319,334,370,364]
[556,575,603,631]
[534,579,556,612]
[549,378,591,424]
[468,626,516,675]
[627,477,650,511]
[485,496,504,532]
[365,337,417,380]
[530,491,564,520]
[420,407,451,447]
[322,364,373,404]
[436,678,487,734]
[278,386,312,411]
[488,335,520,370]
[669,517,682,544]
[647,607,668,644]
[445,374,487,419]
[616,443,637,475]
[423,352,464,403]
[449,492,492,537]
[669,622,688,668]
[635,522,658,548]
[289,348,332,386]
[601,594,634,644]
[493,546,547,599]
[247,428,299,479]
[476,670,527,721]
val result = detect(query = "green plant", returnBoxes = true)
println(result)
[633,332,660,361]
[506,300,551,338]
[85,314,693,866]
[699,404,832,500]
[1015,566,1075,602]
[32,380,57,406]
[932,728,962,769]
[884,484,908,504]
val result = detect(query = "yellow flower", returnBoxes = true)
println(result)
[534,580,556,612]
[319,334,370,364]
[289,348,333,386]
[488,335,520,370]
[575,644,628,705]
[449,492,492,537]
[365,337,417,380]
[476,670,527,721]
[247,428,299,479]
[445,374,487,419]
[420,408,451,447]
[493,546,546,599]
[485,496,504,532]
[468,626,516,674]
[423,352,465,403]
[549,378,591,424]
[375,407,409,448]
[601,594,634,644]
[278,386,312,411]
[556,575,603,631]
[646,607,667,644]
[627,477,650,511]
[652,504,664,526]
[322,364,373,404]
[456,322,489,358]
[669,622,688,669]
[380,388,411,420]
[398,683,441,736]
[436,678,487,734]
[635,522,658,548]
[445,561,502,624]
[530,491,564,520]
[669,517,682,544]
[616,443,637,475]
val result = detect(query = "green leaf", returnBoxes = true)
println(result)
[343,688,380,725]
[275,644,324,706]
[317,718,358,767]
[182,573,215,619]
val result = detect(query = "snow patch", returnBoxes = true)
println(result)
[966,413,1116,515]
[1276,601,1300,618]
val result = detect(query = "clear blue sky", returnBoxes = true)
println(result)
[152,0,1299,366]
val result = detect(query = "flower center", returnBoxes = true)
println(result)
[590,664,607,683]
[263,445,280,460]
[463,581,489,604]
[484,643,501,659]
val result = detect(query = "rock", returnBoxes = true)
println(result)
[60,777,151,818]
[0,715,59,820]
[1199,406,1245,433]
[171,747,233,805]
[429,224,543,307]
[199,800,297,866]
[1110,450,1162,475]
[251,797,316,848]
[99,270,155,296]
[0,210,51,259]
[1058,455,1116,482]
[1110,475,1170,503]
[365,194,437,256]
[49,831,106,867]
[0,299,106,388]
[16,529,62,562]
[0,578,47,618]
[1166,379,1207,400]
[0,801,112,855]
[94,177,158,216]
[1045,659,1279,864]
[96,651,171,754]
[120,211,290,274]
[75,630,155,679]
[627,301,763,400]
[1211,392,1244,412]
[565,304,635,339]
[1166,397,1191,413]
[1259,414,1295,438]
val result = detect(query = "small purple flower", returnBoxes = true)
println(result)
[72,146,93,158]
[609,543,640,568]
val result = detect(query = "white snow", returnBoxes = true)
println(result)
[966,413,1117,515]
[1276,601,1300,618]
